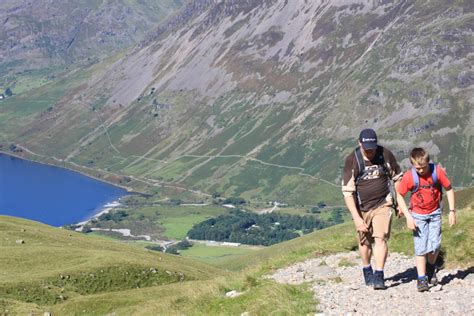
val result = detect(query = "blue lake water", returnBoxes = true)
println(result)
[0,154,127,226]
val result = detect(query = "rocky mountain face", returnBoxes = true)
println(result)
[0,0,184,87]
[1,0,472,204]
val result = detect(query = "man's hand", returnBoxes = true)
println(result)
[354,217,369,232]
[449,211,456,227]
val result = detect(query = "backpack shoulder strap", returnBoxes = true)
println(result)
[377,146,391,175]
[354,147,365,183]
[411,167,419,192]
[430,163,438,184]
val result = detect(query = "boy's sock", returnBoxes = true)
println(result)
[417,275,429,292]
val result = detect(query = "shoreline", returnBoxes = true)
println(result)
[74,199,153,242]
[0,151,148,196]
[74,200,122,230]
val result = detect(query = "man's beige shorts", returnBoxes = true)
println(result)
[358,204,393,246]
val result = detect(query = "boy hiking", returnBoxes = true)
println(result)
[342,128,403,289]
[397,147,456,292]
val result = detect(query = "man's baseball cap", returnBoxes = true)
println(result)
[359,128,378,150]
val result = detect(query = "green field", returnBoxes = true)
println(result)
[179,244,258,265]
[86,199,229,241]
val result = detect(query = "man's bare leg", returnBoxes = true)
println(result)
[373,237,388,270]
[371,237,388,289]
[359,242,372,266]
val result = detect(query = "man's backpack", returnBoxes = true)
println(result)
[354,146,398,210]
[410,163,439,193]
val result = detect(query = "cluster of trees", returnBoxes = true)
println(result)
[2,88,13,97]
[187,209,331,246]
[98,210,128,222]
[146,240,193,255]
[222,197,246,205]
[164,240,192,254]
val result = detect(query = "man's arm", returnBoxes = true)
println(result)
[344,195,368,232]
[342,152,368,232]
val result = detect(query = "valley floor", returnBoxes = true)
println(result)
[270,251,474,315]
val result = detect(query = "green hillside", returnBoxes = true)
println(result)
[2,186,472,315]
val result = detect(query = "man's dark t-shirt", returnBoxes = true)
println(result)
[342,146,402,212]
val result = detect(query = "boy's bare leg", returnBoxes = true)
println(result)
[373,237,388,270]
[427,250,439,265]
[416,255,427,276]
[359,243,372,266]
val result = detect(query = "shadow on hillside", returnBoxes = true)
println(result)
[386,266,474,288]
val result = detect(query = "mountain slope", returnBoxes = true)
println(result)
[1,0,472,204]
[0,0,184,95]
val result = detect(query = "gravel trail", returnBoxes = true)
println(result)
[270,252,474,315]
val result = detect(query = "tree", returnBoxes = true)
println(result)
[310,207,321,214]
[4,88,12,97]
[145,245,164,252]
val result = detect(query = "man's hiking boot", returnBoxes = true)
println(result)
[426,263,438,285]
[417,277,429,292]
[373,270,387,290]
[363,266,374,286]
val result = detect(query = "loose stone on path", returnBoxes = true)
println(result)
[269,252,474,315]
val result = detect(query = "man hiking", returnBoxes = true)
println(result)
[342,128,403,289]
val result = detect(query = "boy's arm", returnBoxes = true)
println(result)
[395,177,417,230]
[395,180,409,216]
[446,188,456,226]
[438,165,456,226]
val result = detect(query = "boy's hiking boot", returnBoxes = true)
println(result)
[426,263,438,285]
[363,266,374,286]
[373,270,387,290]
[417,277,429,292]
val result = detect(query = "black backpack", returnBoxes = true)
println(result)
[354,146,398,211]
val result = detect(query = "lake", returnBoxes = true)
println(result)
[0,154,128,226]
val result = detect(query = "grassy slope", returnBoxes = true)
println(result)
[2,187,472,315]
[0,216,226,313]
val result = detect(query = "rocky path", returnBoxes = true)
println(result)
[269,252,474,315]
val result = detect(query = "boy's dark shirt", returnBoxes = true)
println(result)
[342,146,402,212]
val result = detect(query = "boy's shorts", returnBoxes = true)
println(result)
[358,204,393,246]
[411,208,442,256]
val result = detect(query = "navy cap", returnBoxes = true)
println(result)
[359,128,378,150]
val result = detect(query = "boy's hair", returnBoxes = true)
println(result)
[410,147,430,165]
